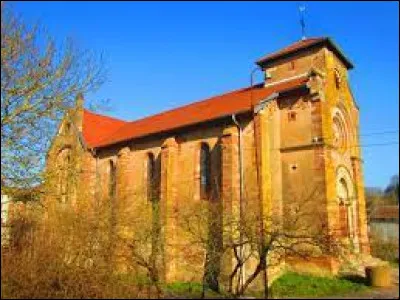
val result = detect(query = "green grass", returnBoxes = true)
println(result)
[389,259,399,268]
[268,272,370,298]
[163,282,227,298]
[162,272,370,299]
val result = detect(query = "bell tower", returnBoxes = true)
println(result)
[255,37,370,261]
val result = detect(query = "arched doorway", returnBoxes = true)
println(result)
[336,166,359,252]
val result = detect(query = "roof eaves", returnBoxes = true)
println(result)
[256,37,353,70]
[93,108,252,149]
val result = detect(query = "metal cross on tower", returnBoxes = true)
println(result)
[299,5,307,40]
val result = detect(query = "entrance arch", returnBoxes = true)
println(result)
[336,166,359,252]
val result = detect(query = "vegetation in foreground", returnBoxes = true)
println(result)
[267,272,369,299]
[370,235,399,265]
[0,271,374,299]
[161,272,371,299]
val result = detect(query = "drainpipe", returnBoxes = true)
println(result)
[231,113,245,290]
[94,148,100,208]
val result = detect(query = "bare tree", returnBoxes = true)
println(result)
[234,202,342,298]
[177,200,226,298]
[117,195,164,299]
[178,195,344,299]
[1,4,105,190]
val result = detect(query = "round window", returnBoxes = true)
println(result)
[332,114,347,150]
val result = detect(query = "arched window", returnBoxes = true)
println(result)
[147,153,160,202]
[109,160,117,199]
[200,143,211,199]
[57,148,71,203]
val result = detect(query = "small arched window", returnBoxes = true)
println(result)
[200,143,211,199]
[109,160,117,199]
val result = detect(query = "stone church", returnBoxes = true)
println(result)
[46,37,371,283]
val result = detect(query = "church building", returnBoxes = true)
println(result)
[46,37,371,283]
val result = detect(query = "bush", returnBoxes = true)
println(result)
[370,235,399,264]
[270,272,369,298]
[0,201,146,299]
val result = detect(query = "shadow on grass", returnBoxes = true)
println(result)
[340,275,369,286]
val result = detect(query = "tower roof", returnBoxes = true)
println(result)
[256,37,354,69]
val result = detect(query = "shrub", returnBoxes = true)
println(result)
[270,272,368,298]
[370,234,399,264]
[1,201,145,299]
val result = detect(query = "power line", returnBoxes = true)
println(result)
[307,130,399,143]
[358,130,399,137]
[240,141,399,151]
[358,141,399,148]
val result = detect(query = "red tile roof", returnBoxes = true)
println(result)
[370,206,399,220]
[256,37,353,69]
[84,75,309,148]
[82,110,127,147]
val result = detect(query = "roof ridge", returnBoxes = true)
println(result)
[125,83,264,124]
[92,84,264,146]
[93,76,308,148]
[256,37,326,64]
[83,108,127,123]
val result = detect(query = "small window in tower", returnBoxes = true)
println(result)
[289,61,295,70]
[334,69,342,89]
[288,111,297,122]
[289,164,298,173]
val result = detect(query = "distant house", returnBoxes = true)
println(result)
[1,193,11,245]
[369,205,399,242]
[1,186,42,246]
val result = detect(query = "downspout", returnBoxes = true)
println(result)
[231,113,245,290]
[94,148,100,208]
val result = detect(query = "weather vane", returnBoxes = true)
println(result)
[299,5,306,40]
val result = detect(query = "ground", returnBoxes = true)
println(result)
[298,267,399,299]
[163,266,399,299]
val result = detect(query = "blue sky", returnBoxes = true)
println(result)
[12,1,399,188]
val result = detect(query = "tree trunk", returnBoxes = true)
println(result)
[228,260,241,294]
[237,256,266,296]
[263,261,268,299]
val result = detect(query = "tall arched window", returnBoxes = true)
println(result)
[109,160,117,199]
[200,143,211,199]
[147,153,160,202]
[57,148,71,204]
